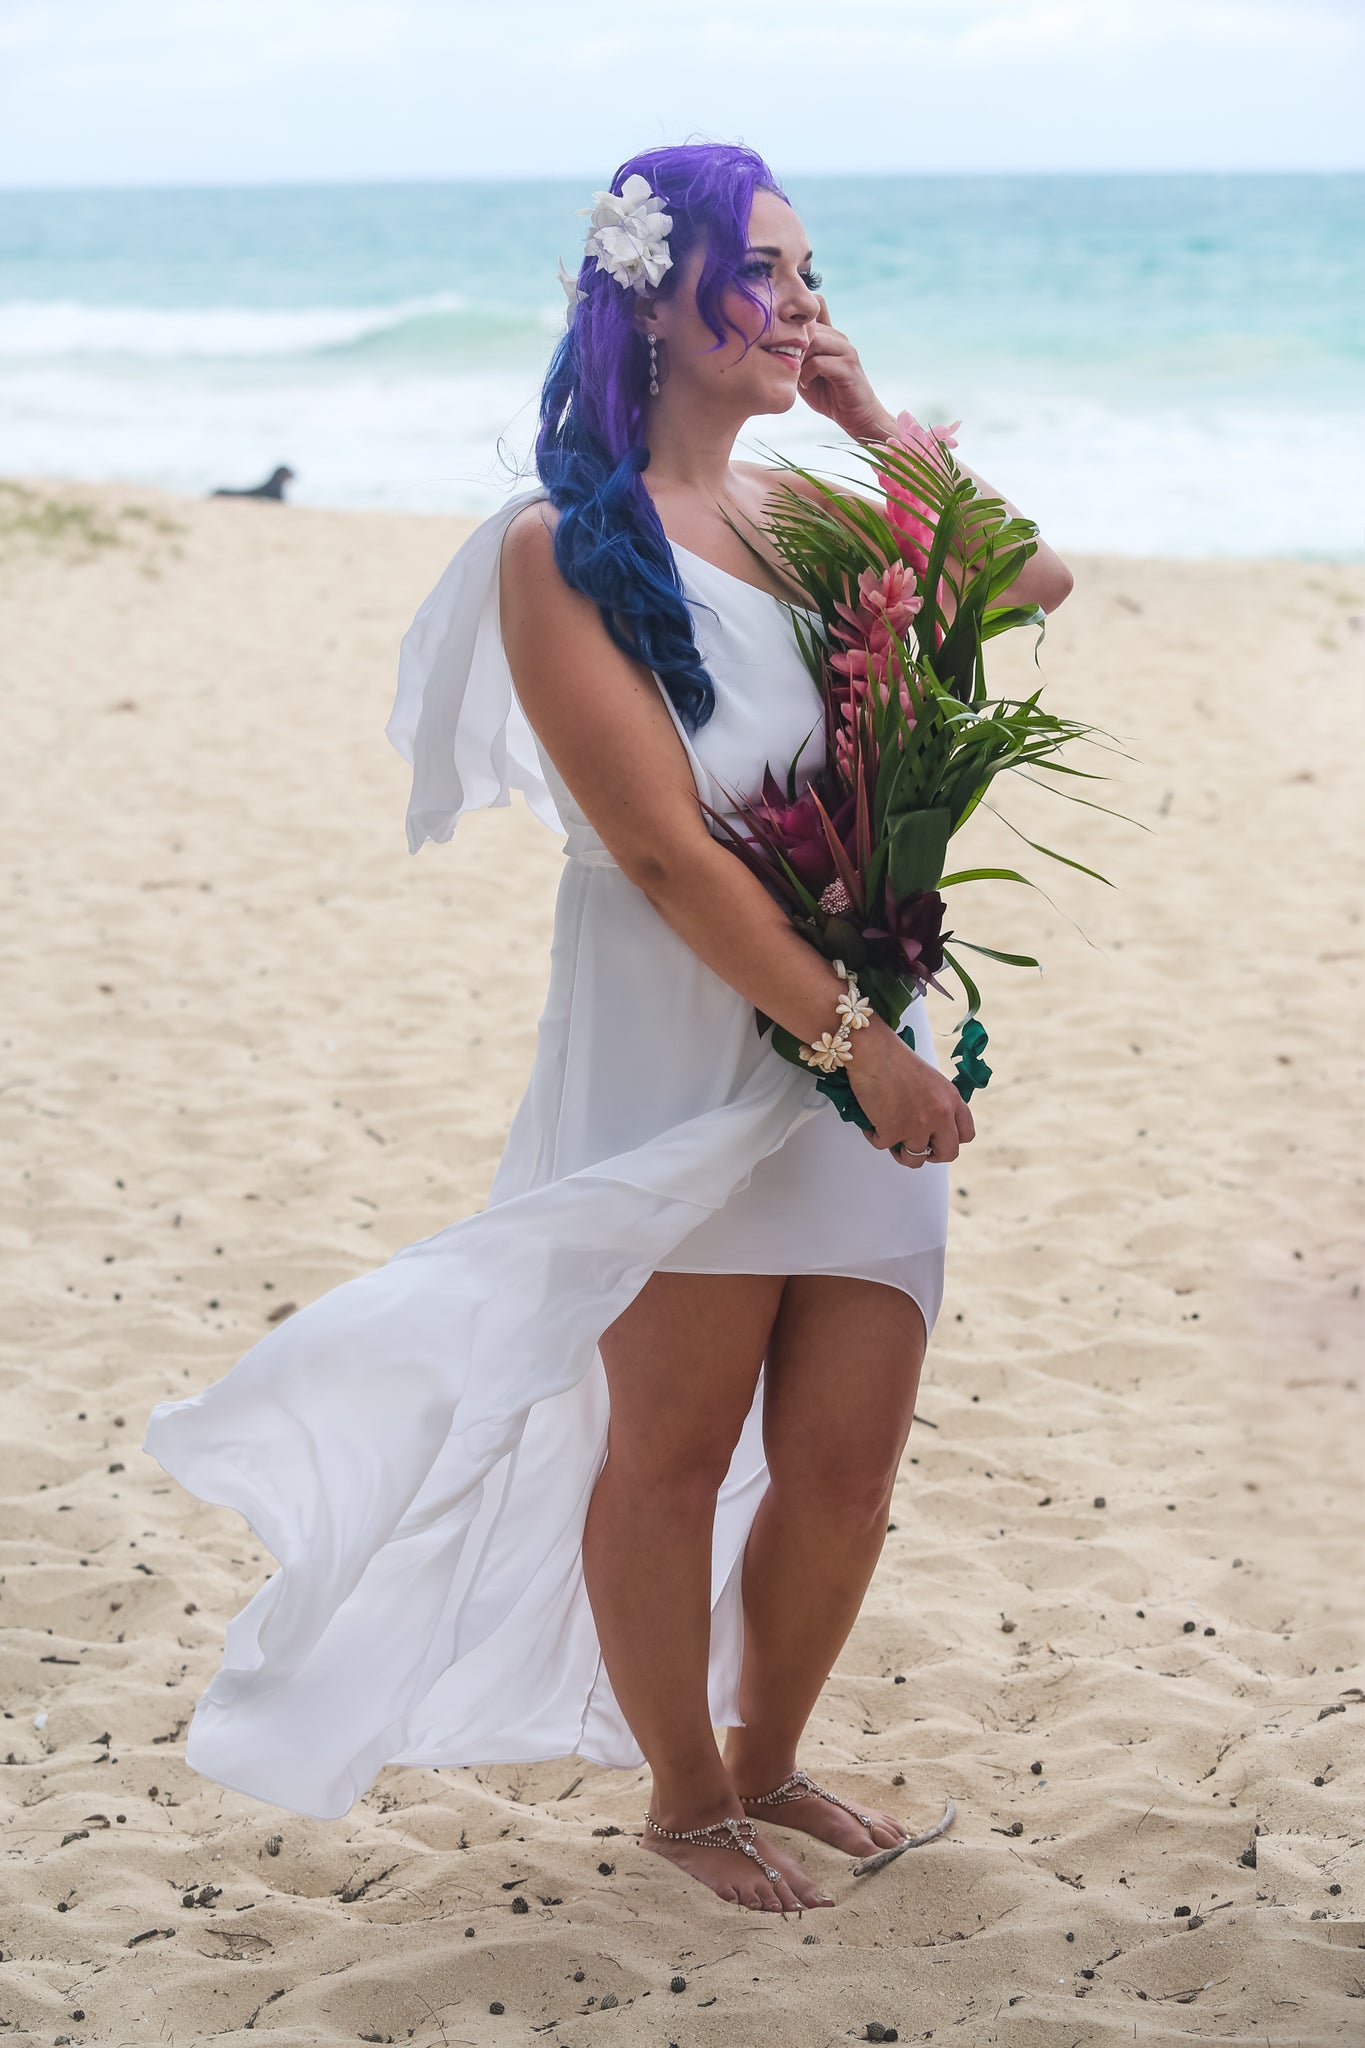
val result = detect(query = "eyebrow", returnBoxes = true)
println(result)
[746,244,816,264]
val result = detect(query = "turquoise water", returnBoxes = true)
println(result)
[1,175,1361,552]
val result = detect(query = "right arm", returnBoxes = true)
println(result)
[498,505,973,1166]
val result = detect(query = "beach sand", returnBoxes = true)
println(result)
[2,475,1361,2046]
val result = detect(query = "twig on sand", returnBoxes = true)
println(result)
[853,1798,957,1875]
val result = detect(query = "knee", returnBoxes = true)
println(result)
[603,1426,741,1506]
[765,1437,901,1529]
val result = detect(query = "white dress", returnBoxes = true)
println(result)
[143,487,949,1821]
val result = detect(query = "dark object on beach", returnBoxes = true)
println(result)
[211,465,295,501]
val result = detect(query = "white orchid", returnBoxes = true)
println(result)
[577,173,673,295]
[557,257,588,307]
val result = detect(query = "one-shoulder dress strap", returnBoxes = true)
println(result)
[386,485,564,853]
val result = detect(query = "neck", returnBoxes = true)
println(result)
[640,384,750,500]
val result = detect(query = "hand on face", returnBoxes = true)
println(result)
[797,295,894,444]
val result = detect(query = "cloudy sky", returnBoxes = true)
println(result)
[1,0,1361,187]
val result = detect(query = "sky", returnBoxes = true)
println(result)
[1,0,1362,188]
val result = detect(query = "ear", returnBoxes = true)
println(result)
[631,294,660,335]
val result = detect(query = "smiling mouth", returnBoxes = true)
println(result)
[762,344,806,364]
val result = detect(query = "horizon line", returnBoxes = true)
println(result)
[2,165,1362,199]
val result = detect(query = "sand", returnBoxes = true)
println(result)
[1,474,1361,2047]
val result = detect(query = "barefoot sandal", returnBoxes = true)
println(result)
[739,1768,877,1833]
[643,1809,783,1886]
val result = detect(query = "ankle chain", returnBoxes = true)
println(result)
[739,1768,875,1831]
[643,1809,782,1885]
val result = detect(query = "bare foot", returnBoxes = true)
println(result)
[732,1768,909,1859]
[640,1811,835,1913]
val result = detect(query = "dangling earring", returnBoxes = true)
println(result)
[647,332,660,397]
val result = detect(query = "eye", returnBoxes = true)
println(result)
[741,257,823,292]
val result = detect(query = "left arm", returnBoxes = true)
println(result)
[795,296,1075,614]
[945,454,1074,614]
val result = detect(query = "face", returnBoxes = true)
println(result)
[639,188,822,419]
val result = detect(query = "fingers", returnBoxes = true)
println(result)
[814,292,832,326]
[864,1083,978,1169]
[927,1115,961,1165]
[888,1092,978,1169]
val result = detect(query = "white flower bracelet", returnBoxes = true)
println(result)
[798,958,874,1073]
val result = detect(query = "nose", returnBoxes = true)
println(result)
[779,270,820,326]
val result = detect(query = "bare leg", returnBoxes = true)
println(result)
[722,1273,926,1856]
[585,1270,833,1913]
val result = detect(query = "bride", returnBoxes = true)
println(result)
[145,142,1073,1918]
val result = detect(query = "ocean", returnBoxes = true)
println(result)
[1,174,1361,556]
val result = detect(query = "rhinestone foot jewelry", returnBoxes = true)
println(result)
[643,1809,783,1886]
[739,1768,877,1834]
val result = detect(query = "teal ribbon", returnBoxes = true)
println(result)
[952,1017,992,1102]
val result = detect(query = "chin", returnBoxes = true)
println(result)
[745,380,800,419]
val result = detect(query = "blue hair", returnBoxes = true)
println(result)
[535,143,787,732]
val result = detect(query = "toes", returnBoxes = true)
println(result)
[868,1818,904,1849]
[774,1879,804,1914]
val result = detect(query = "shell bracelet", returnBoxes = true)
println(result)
[798,958,874,1073]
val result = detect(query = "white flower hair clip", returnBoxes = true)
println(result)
[560,173,673,302]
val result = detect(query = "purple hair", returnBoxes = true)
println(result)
[535,142,789,731]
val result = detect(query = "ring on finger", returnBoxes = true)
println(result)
[893,1140,933,1160]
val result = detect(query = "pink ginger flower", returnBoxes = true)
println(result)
[833,560,923,644]
[831,640,893,693]
[829,559,921,726]
[878,413,959,654]
[879,411,959,575]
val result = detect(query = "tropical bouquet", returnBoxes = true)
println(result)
[703,413,1102,1133]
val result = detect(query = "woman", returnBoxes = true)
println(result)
[144,143,1073,1918]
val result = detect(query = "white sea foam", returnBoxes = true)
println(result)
[3,357,1362,556]
[0,294,471,360]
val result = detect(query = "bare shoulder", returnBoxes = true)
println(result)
[500,499,563,595]
[499,499,608,652]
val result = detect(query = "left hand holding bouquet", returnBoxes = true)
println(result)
[843,1004,977,1165]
